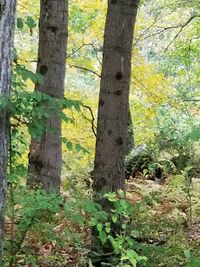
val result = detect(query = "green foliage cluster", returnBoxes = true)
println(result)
[4,181,147,266]
[17,16,37,32]
[154,107,198,175]
[4,173,200,267]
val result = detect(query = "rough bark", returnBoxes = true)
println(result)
[0,0,16,262]
[28,0,68,193]
[126,104,134,155]
[93,0,139,195]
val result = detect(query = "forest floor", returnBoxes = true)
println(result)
[5,175,200,266]
[61,176,200,266]
[124,175,200,266]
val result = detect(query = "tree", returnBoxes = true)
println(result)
[28,0,68,192]
[0,0,17,261]
[126,106,134,155]
[93,0,139,197]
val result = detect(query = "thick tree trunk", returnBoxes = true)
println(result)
[93,0,139,195]
[28,0,68,193]
[0,0,16,262]
[126,104,134,155]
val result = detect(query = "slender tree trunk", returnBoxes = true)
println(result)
[0,0,16,262]
[28,0,68,193]
[93,0,139,196]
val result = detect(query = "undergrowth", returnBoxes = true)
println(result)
[3,170,200,267]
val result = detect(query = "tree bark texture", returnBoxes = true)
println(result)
[0,0,16,261]
[93,0,139,194]
[126,104,134,155]
[28,0,68,193]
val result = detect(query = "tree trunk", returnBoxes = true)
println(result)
[93,0,139,196]
[126,104,134,155]
[28,0,68,193]
[0,0,16,261]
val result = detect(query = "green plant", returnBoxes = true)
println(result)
[88,192,147,267]
[154,107,195,173]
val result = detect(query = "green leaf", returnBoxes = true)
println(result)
[122,223,127,230]
[99,230,107,245]
[126,250,139,267]
[17,17,24,30]
[108,235,120,253]
[26,16,36,29]
[75,144,89,154]
[66,141,73,151]
[112,213,118,223]
[97,223,103,232]
[104,192,118,202]
[105,222,111,233]
[105,226,111,233]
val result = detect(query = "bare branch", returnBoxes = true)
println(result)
[81,105,97,138]
[67,43,102,66]
[165,15,200,50]
[69,64,101,78]
[134,9,176,46]
[182,99,200,102]
[141,15,200,42]
[67,44,86,59]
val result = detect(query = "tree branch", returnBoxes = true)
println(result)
[141,15,200,42]
[81,105,97,138]
[165,15,200,50]
[69,64,101,78]
[67,43,102,66]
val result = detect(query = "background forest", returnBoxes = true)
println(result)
[1,0,200,266]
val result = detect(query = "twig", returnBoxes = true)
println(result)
[82,105,97,138]
[70,64,101,78]
[67,44,86,59]
[67,43,102,66]
[141,15,200,43]
[182,99,200,102]
[164,15,200,51]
